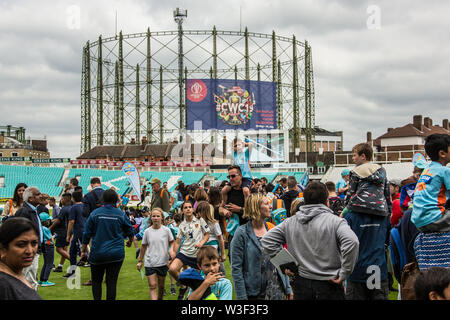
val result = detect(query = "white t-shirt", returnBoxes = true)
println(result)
[207,222,222,248]
[177,216,210,258]
[142,225,174,268]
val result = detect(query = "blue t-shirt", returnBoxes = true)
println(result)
[187,270,233,300]
[42,226,53,245]
[233,148,252,179]
[336,178,347,198]
[68,203,87,236]
[411,162,450,229]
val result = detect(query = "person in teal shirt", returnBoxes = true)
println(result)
[186,246,232,300]
[411,134,450,232]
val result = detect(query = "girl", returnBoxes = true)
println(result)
[168,201,210,299]
[196,201,227,275]
[137,208,174,300]
[1,183,27,221]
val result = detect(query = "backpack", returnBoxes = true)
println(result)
[82,190,102,218]
[271,208,287,226]
[389,226,407,282]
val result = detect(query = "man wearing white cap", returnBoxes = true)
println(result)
[150,178,170,213]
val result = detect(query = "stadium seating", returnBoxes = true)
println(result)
[0,165,64,198]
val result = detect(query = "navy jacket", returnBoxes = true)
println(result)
[82,204,134,265]
[15,202,43,252]
[230,221,292,299]
[398,208,420,264]
[82,187,105,217]
[345,211,390,282]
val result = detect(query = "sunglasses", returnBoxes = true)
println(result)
[227,174,240,179]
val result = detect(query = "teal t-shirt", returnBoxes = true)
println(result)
[187,270,233,300]
[411,162,450,228]
[42,226,53,244]
[233,148,252,179]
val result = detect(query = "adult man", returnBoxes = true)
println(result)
[14,186,44,290]
[48,197,60,218]
[82,177,105,218]
[219,166,247,226]
[261,182,359,300]
[150,178,170,213]
[278,177,288,191]
[280,176,300,216]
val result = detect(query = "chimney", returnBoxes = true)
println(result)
[141,136,148,150]
[130,138,136,144]
[413,115,422,131]
[443,119,449,130]
[366,131,372,142]
[387,128,393,132]
[424,117,432,129]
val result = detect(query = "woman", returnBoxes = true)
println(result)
[2,183,28,221]
[231,193,293,300]
[80,189,135,300]
[0,217,42,300]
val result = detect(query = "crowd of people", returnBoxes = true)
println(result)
[0,133,449,301]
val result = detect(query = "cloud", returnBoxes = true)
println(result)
[0,0,448,158]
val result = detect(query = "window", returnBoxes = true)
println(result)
[318,166,326,174]
[308,167,314,174]
[0,152,2,157]
[11,152,18,157]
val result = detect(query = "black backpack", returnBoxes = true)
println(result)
[82,190,102,218]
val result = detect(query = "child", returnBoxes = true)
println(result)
[221,138,253,204]
[325,181,344,216]
[414,267,450,300]
[196,201,227,275]
[167,212,183,295]
[168,201,210,300]
[185,246,233,300]
[137,208,175,300]
[39,213,55,287]
[343,142,392,300]
[411,134,450,232]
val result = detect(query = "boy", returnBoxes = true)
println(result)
[344,142,392,300]
[325,181,344,216]
[336,169,350,199]
[414,267,450,300]
[186,246,232,300]
[411,134,450,232]
[221,138,253,204]
[261,181,359,300]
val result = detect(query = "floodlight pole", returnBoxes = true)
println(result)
[174,8,187,142]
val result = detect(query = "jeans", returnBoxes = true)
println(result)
[40,244,54,282]
[345,280,389,300]
[292,276,345,300]
[22,253,40,290]
[69,234,82,266]
[90,261,123,300]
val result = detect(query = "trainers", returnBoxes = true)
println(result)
[40,281,55,287]
[170,286,176,295]
[83,263,90,268]
[62,271,75,278]
[163,288,167,296]
[53,266,63,272]
[178,287,187,300]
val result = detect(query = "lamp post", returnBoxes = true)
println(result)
[174,8,187,142]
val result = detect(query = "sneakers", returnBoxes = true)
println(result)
[62,271,76,278]
[40,281,55,287]
[170,286,176,295]
[53,266,63,273]
[178,287,188,300]
[163,288,167,296]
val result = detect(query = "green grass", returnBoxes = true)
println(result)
[37,243,398,300]
[37,243,235,300]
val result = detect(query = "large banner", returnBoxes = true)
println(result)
[186,79,277,130]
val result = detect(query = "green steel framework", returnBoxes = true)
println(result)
[80,28,315,155]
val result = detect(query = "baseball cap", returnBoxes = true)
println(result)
[341,169,350,177]
[150,178,162,185]
[39,213,52,222]
[389,179,402,187]
[414,159,427,170]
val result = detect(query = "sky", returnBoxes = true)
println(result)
[1,0,449,159]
